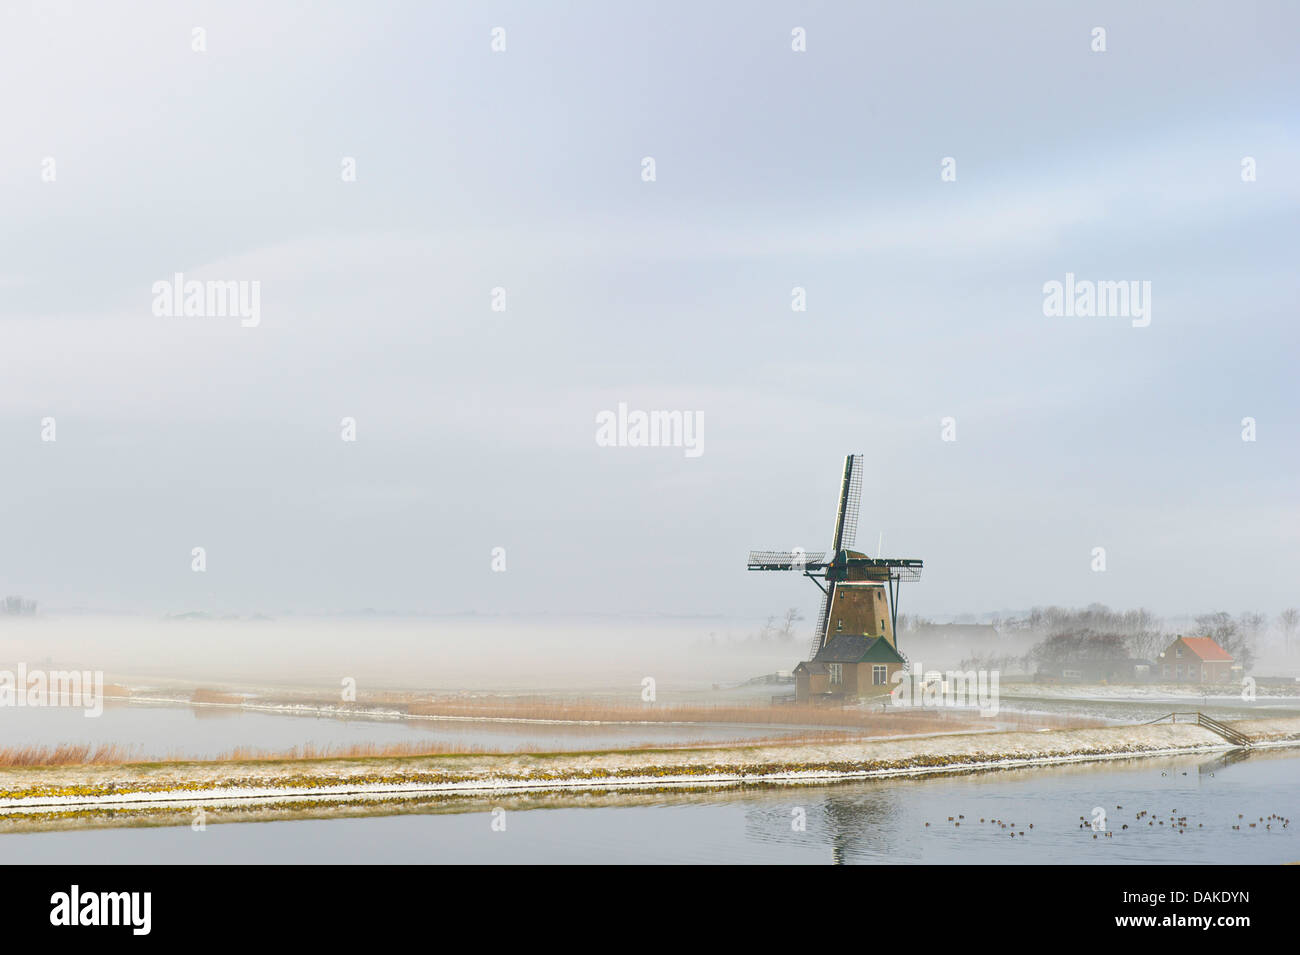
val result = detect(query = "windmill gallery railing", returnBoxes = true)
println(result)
[1143,711,1253,748]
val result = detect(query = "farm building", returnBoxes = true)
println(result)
[1157,635,1237,683]
[1038,657,1155,684]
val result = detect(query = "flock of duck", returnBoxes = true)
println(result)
[922,805,1291,838]
[925,814,1033,837]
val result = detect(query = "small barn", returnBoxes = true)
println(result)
[1039,657,1155,684]
[1158,635,1237,683]
[793,633,905,702]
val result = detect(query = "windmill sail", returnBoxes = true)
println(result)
[747,550,828,571]
[810,585,832,658]
[830,454,863,551]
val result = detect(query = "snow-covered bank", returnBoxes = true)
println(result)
[1000,682,1300,703]
[2,717,1298,831]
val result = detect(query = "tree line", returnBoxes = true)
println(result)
[901,603,1300,674]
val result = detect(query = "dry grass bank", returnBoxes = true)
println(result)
[0,730,869,769]
[376,696,1102,733]
[0,717,1296,839]
[191,688,244,705]
[7,718,1295,817]
[0,744,133,767]
[209,730,866,765]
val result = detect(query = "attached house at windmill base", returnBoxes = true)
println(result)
[793,631,905,701]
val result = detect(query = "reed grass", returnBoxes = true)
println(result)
[0,731,862,768]
[190,688,244,705]
[396,697,1100,733]
[0,743,134,767]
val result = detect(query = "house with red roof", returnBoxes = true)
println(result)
[1158,635,1238,684]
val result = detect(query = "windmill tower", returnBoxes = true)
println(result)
[747,454,923,661]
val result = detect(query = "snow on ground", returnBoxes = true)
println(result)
[1001,682,1300,702]
[3,717,1297,830]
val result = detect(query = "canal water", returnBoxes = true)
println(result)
[0,702,829,757]
[4,748,1296,864]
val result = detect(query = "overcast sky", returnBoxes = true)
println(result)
[1,1,1297,619]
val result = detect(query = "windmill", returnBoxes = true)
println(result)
[747,454,923,661]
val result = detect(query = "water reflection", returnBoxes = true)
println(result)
[744,788,904,864]
[1196,748,1254,775]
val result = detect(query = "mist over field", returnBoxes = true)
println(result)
[5,603,1297,700]
[0,614,800,694]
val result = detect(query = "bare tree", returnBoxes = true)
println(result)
[1195,611,1254,672]
[1279,608,1299,654]
[1031,629,1129,671]
[1127,628,1169,662]
[778,606,804,642]
[1238,612,1267,649]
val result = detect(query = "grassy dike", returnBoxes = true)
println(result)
[2,717,1298,833]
